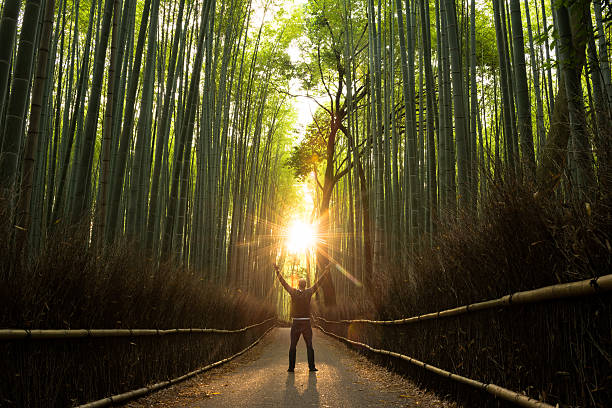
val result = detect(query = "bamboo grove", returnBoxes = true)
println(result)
[0,0,302,297]
[288,0,611,305]
[0,0,611,306]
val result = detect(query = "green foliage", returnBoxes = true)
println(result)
[296,0,366,93]
[285,108,329,181]
[472,3,501,68]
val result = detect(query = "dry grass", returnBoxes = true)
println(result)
[322,181,612,407]
[0,218,275,407]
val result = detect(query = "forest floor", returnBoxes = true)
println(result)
[124,327,457,407]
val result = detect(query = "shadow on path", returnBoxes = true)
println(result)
[284,372,319,406]
[127,327,450,407]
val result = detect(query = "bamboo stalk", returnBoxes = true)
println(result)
[0,317,277,340]
[316,274,612,325]
[75,324,276,408]
[315,325,555,408]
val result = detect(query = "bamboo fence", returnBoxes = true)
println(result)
[312,275,612,407]
[0,317,277,340]
[75,324,276,408]
[314,324,555,408]
[317,274,612,325]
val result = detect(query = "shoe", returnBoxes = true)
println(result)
[287,368,294,372]
[309,367,318,372]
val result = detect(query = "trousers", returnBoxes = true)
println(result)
[288,319,315,370]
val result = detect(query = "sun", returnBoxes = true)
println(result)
[286,220,316,253]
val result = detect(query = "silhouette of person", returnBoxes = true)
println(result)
[274,263,330,372]
[282,370,319,406]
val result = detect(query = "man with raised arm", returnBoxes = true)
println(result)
[274,263,330,372]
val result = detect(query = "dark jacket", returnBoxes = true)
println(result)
[276,270,327,318]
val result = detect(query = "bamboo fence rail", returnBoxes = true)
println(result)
[75,324,276,408]
[0,317,277,340]
[317,274,612,325]
[314,324,555,408]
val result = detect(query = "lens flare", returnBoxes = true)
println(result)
[333,262,363,288]
[286,220,316,253]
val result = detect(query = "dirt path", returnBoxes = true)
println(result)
[126,327,457,407]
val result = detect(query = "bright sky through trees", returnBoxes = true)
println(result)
[251,0,322,140]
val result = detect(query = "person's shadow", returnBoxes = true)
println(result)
[283,372,320,406]
[307,372,319,402]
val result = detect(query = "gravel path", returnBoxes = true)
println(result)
[126,327,457,407]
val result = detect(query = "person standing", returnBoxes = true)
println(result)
[274,263,330,372]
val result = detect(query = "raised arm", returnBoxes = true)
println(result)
[310,266,331,292]
[274,264,293,294]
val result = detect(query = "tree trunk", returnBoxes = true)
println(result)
[555,0,595,199]
[0,0,42,193]
[95,0,121,244]
[70,0,115,223]
[15,0,57,254]
[443,0,470,209]
[537,0,591,197]
[106,0,152,240]
[509,0,535,177]
[0,0,22,120]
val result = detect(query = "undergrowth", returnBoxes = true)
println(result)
[321,181,611,407]
[0,214,275,407]
[389,181,610,317]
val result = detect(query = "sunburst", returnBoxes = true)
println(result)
[285,220,316,253]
